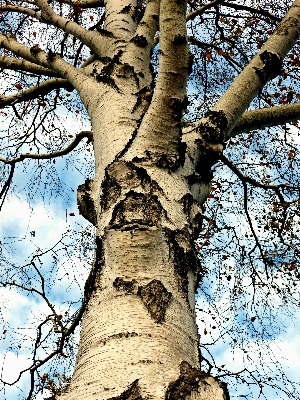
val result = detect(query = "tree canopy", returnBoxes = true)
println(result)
[1,0,300,399]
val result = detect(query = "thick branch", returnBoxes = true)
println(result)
[35,0,114,57]
[121,0,160,83]
[0,4,43,20]
[0,78,72,107]
[204,0,300,140]
[231,103,300,137]
[0,55,60,77]
[0,34,53,66]
[138,0,188,138]
[0,130,92,164]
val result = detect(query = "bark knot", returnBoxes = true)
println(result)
[138,279,172,323]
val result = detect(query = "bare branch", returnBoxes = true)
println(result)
[221,2,281,22]
[122,0,160,82]
[0,130,92,164]
[188,35,244,71]
[35,0,115,57]
[187,0,226,22]
[0,4,43,20]
[0,34,52,66]
[202,0,300,139]
[0,55,60,76]
[220,154,298,191]
[231,103,300,137]
[0,78,72,107]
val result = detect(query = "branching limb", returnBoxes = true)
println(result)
[35,0,115,57]
[0,4,43,20]
[242,180,270,279]
[231,103,300,137]
[221,2,281,22]
[122,0,160,83]
[188,35,244,71]
[220,154,298,191]
[0,55,60,77]
[0,130,92,164]
[0,35,91,93]
[0,78,72,107]
[187,0,226,22]
[133,0,189,152]
[194,0,300,140]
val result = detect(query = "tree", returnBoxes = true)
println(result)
[1,0,300,399]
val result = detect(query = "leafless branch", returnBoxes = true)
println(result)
[0,130,93,164]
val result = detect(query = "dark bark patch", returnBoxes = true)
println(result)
[101,162,154,211]
[47,49,57,62]
[109,379,142,400]
[113,277,139,294]
[94,74,120,92]
[30,45,42,56]
[274,17,299,36]
[188,51,194,74]
[131,35,148,47]
[254,50,282,81]
[164,229,200,296]
[101,167,122,212]
[110,192,163,229]
[173,34,187,45]
[96,28,114,37]
[171,96,189,121]
[152,14,159,21]
[165,361,210,399]
[195,111,227,175]
[138,140,186,172]
[200,110,227,141]
[84,236,104,299]
[77,179,96,226]
[138,280,172,323]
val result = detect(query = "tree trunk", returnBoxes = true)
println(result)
[54,0,228,398]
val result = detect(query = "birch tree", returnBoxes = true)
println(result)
[1,0,300,399]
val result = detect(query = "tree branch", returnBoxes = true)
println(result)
[231,103,300,137]
[187,0,226,22]
[188,35,244,71]
[0,4,43,20]
[35,0,114,57]
[0,130,92,164]
[122,0,160,83]
[199,0,300,140]
[221,2,281,22]
[220,154,298,191]
[0,78,72,107]
[0,55,60,77]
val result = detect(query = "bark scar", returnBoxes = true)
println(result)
[138,279,172,323]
